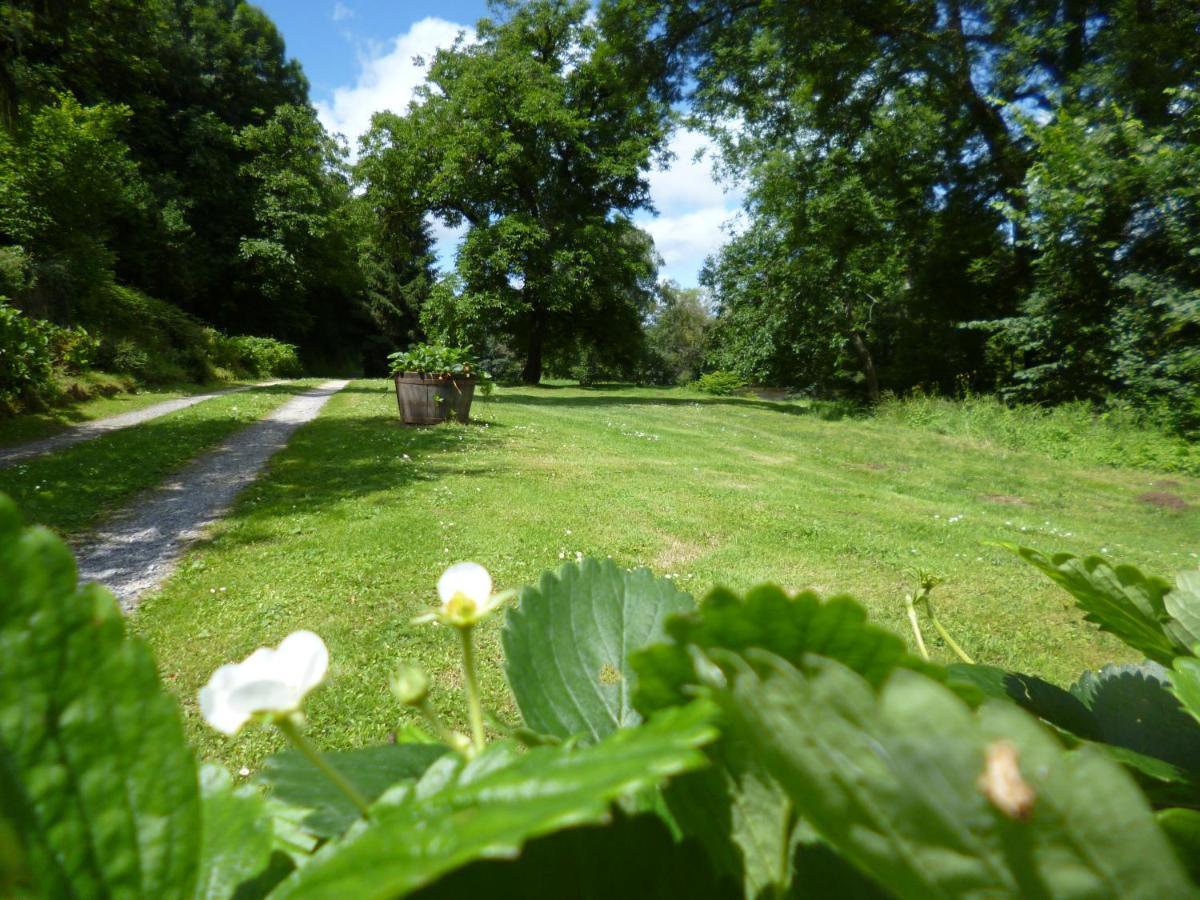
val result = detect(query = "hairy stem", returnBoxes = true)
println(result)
[905,592,930,661]
[458,625,486,752]
[926,600,975,664]
[276,716,372,817]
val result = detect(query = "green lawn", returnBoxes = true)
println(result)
[0,378,258,448]
[129,380,1200,773]
[0,381,321,535]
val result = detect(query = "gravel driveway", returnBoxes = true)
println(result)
[0,381,281,468]
[75,379,348,610]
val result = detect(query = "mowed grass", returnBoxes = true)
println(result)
[130,380,1200,772]
[0,378,253,448]
[0,380,321,535]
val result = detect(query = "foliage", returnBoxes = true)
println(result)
[692,370,744,396]
[0,300,101,412]
[362,0,668,384]
[6,480,1200,897]
[977,95,1200,428]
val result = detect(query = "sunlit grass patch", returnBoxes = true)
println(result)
[130,380,1198,772]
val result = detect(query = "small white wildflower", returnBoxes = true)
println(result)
[198,631,328,735]
[414,562,513,628]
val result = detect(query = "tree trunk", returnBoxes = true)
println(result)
[521,309,547,385]
[849,331,881,404]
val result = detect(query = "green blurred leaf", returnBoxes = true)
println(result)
[712,649,1197,898]
[258,743,449,839]
[1158,808,1200,885]
[502,557,694,742]
[195,765,273,900]
[0,494,200,898]
[1171,654,1200,727]
[1014,546,1188,664]
[631,583,941,897]
[407,811,739,899]
[270,702,718,899]
[1165,571,1200,647]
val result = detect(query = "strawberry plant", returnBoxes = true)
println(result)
[1,489,1198,897]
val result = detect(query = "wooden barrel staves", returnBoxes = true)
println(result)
[394,372,476,425]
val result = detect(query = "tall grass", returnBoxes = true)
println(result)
[874,392,1199,476]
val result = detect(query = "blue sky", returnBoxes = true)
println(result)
[255,0,742,286]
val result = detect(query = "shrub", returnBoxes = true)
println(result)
[693,370,745,396]
[224,335,303,378]
[0,300,55,409]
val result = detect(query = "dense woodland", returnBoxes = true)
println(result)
[0,0,1196,429]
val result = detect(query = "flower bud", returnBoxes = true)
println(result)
[390,664,430,706]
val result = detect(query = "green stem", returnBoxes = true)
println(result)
[926,601,975,664]
[458,625,486,752]
[276,716,372,818]
[905,592,930,661]
[416,698,459,747]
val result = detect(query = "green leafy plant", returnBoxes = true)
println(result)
[389,343,493,396]
[3,487,1200,898]
[692,370,746,396]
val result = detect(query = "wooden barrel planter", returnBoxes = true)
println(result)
[394,372,476,425]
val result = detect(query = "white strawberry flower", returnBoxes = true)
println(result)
[198,631,329,735]
[414,562,513,628]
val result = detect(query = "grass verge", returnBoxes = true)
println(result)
[0,380,321,535]
[873,392,1199,476]
[129,381,1198,772]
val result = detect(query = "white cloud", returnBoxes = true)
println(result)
[637,206,745,284]
[646,128,739,216]
[636,128,745,284]
[332,2,354,23]
[314,17,472,154]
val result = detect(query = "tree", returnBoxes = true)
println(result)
[645,281,712,383]
[362,0,670,383]
[0,93,145,321]
[602,0,1200,407]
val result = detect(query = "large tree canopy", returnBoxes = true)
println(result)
[361,0,669,383]
[601,0,1200,417]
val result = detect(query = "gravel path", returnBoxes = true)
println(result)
[75,379,348,611]
[0,381,281,468]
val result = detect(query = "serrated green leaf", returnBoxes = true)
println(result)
[1013,546,1186,664]
[195,765,273,900]
[712,649,1197,899]
[631,583,941,897]
[502,557,694,742]
[258,743,449,838]
[1165,571,1200,648]
[270,702,718,899]
[406,811,739,899]
[632,584,939,716]
[951,663,1200,803]
[1071,663,1200,771]
[0,494,200,898]
[1171,654,1200,727]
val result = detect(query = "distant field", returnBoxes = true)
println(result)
[126,380,1199,772]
